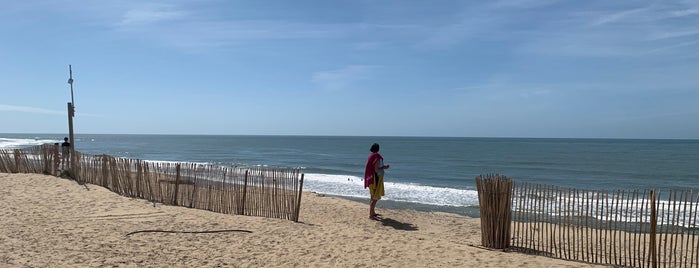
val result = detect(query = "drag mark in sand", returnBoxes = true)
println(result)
[125,229,253,236]
[83,212,168,221]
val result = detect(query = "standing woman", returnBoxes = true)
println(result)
[365,143,390,220]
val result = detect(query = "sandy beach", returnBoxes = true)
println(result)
[0,173,608,267]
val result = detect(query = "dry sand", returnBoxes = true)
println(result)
[0,173,609,267]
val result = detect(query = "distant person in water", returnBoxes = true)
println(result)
[61,137,70,169]
[364,143,389,220]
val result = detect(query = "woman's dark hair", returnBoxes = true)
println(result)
[370,143,380,153]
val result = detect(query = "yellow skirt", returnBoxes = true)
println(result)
[368,173,384,200]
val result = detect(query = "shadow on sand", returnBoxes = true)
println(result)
[378,217,418,231]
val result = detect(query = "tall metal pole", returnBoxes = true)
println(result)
[69,65,75,106]
[67,65,77,180]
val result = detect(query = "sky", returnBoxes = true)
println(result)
[1,0,698,139]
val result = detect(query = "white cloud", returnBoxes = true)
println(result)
[114,15,352,52]
[458,79,559,102]
[669,8,699,18]
[590,7,648,26]
[646,39,699,54]
[311,65,376,92]
[0,104,64,115]
[516,29,645,57]
[118,4,186,26]
[417,21,475,49]
[0,104,103,117]
[649,29,699,40]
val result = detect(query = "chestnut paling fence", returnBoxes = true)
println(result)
[476,175,699,268]
[0,144,305,222]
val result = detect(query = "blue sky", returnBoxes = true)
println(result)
[1,0,698,138]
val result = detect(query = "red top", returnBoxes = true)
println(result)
[364,152,383,188]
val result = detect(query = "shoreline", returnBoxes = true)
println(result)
[331,194,482,218]
[0,172,609,267]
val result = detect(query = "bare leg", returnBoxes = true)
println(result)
[369,199,377,219]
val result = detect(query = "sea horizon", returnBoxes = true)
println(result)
[3,132,698,141]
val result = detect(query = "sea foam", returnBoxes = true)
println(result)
[0,138,59,149]
[303,173,480,207]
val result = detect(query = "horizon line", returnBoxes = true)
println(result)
[1,132,697,141]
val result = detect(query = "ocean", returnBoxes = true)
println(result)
[1,134,698,217]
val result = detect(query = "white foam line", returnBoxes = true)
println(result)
[303,173,480,207]
[0,138,59,149]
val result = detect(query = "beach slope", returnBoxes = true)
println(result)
[0,173,606,267]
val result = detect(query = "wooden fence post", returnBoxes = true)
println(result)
[173,164,181,205]
[293,173,305,222]
[649,190,657,268]
[41,145,49,174]
[241,170,248,215]
[13,149,20,173]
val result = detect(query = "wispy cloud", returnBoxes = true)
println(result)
[417,20,482,49]
[647,39,699,54]
[650,29,699,40]
[115,16,351,51]
[311,65,376,92]
[458,78,558,102]
[490,0,560,9]
[414,7,508,50]
[669,8,699,18]
[0,104,103,117]
[509,2,698,58]
[590,7,648,26]
[515,28,646,57]
[118,4,186,26]
[0,104,64,115]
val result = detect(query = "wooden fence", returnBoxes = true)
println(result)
[475,174,513,249]
[506,182,699,268]
[0,144,305,222]
[0,144,58,175]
